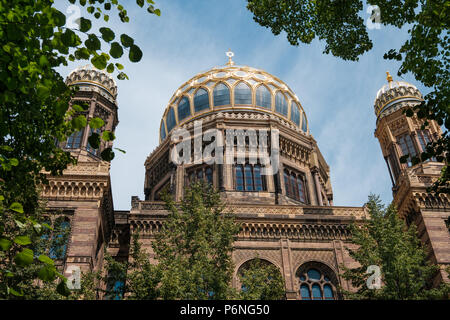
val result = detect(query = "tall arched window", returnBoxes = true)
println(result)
[160,120,166,140]
[234,82,252,105]
[297,263,337,300]
[255,85,272,109]
[284,168,308,204]
[301,112,307,132]
[38,216,71,261]
[397,133,417,166]
[235,165,244,191]
[235,164,266,191]
[291,102,301,126]
[86,127,101,156]
[178,96,191,121]
[244,164,254,191]
[194,88,210,112]
[214,83,230,107]
[275,92,288,117]
[166,107,176,133]
[186,166,214,187]
[66,130,83,149]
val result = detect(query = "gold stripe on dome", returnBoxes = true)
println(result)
[70,80,115,97]
[376,95,423,118]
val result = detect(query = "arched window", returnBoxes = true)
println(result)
[244,164,254,191]
[235,164,266,191]
[235,165,244,191]
[178,96,191,121]
[397,133,417,166]
[234,82,252,105]
[186,166,213,187]
[297,263,337,300]
[86,127,101,156]
[291,102,301,126]
[66,130,83,149]
[255,85,272,109]
[166,107,176,133]
[301,112,307,132]
[194,88,210,112]
[205,167,213,185]
[38,216,71,261]
[160,120,166,140]
[253,165,263,191]
[275,92,288,117]
[284,169,308,204]
[214,83,230,107]
[300,285,311,300]
[297,176,306,203]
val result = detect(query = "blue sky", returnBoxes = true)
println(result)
[56,1,426,210]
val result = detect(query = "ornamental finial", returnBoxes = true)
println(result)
[386,71,393,83]
[226,49,234,66]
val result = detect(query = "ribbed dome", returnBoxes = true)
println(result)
[66,65,118,102]
[159,63,309,142]
[374,72,422,120]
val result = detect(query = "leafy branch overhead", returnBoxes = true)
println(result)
[0,0,159,299]
[247,0,449,193]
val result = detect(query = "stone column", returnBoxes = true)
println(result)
[313,168,323,206]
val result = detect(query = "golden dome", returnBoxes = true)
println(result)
[66,65,118,102]
[159,63,309,142]
[374,71,422,120]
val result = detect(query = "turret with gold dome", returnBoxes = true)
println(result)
[374,71,422,121]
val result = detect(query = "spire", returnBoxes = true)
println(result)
[386,71,393,83]
[226,49,235,66]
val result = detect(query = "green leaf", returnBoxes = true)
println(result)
[129,45,143,62]
[115,63,124,70]
[137,0,145,7]
[72,115,87,130]
[57,281,71,296]
[107,63,114,73]
[89,117,105,129]
[114,147,126,154]
[99,27,115,42]
[37,85,50,99]
[117,72,129,80]
[102,131,115,141]
[120,34,134,47]
[14,248,34,267]
[79,17,92,32]
[9,158,18,166]
[0,238,12,251]
[85,34,101,51]
[91,54,107,69]
[88,133,100,149]
[9,202,23,213]
[154,9,161,16]
[9,287,24,297]
[38,265,57,281]
[101,147,115,161]
[109,42,123,58]
[14,236,31,246]
[38,254,55,266]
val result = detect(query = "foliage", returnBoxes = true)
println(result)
[153,182,240,300]
[238,258,285,300]
[0,0,160,298]
[247,0,449,192]
[341,194,449,299]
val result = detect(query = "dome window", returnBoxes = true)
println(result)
[213,83,230,107]
[234,82,252,105]
[291,102,301,126]
[178,96,191,121]
[160,120,166,140]
[194,88,210,112]
[275,92,288,117]
[255,85,272,109]
[301,112,308,132]
[166,107,176,133]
